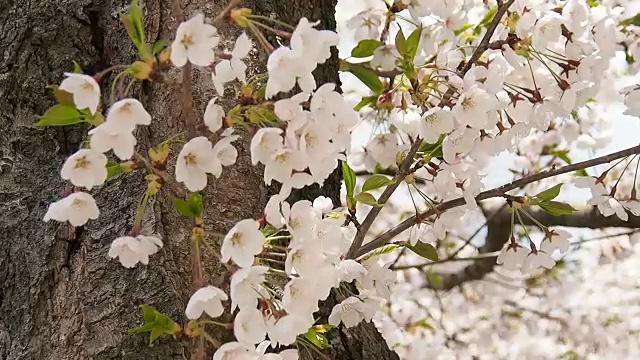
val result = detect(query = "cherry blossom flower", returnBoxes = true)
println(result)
[522,250,556,274]
[44,192,99,226]
[496,243,528,270]
[221,219,265,268]
[230,265,269,311]
[346,9,384,41]
[88,124,136,160]
[266,314,314,346]
[234,307,267,345]
[60,149,108,190]
[175,137,221,191]
[59,73,100,114]
[212,342,253,360]
[203,97,224,133]
[541,229,572,254]
[171,14,219,67]
[251,128,284,166]
[281,277,321,316]
[185,285,228,319]
[212,32,252,95]
[370,45,399,71]
[312,196,334,214]
[290,18,339,65]
[623,87,640,117]
[108,235,163,268]
[103,99,152,134]
[452,85,498,129]
[265,46,316,99]
[329,297,366,328]
[419,107,454,143]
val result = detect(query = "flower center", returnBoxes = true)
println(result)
[81,81,94,91]
[184,153,198,165]
[74,156,90,169]
[274,151,290,164]
[71,198,85,208]
[461,96,477,111]
[181,34,195,48]
[424,113,438,125]
[231,232,243,246]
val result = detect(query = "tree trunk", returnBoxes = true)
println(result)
[0,1,398,359]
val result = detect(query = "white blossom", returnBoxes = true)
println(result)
[60,149,108,190]
[213,32,252,94]
[185,285,228,319]
[329,297,366,328]
[103,99,152,134]
[204,97,224,133]
[230,265,269,311]
[88,124,136,160]
[44,192,99,226]
[108,235,162,268]
[175,137,221,191]
[234,307,267,345]
[59,73,100,114]
[221,219,265,268]
[171,14,219,67]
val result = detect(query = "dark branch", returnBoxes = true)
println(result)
[357,143,640,257]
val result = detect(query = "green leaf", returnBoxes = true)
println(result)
[405,26,422,60]
[130,0,146,45]
[304,327,332,349]
[34,104,85,126]
[348,65,384,94]
[342,160,356,199]
[106,160,122,179]
[362,174,396,192]
[73,61,83,74]
[575,169,589,177]
[533,184,563,203]
[368,243,402,257]
[454,23,474,36]
[551,149,572,164]
[173,192,203,217]
[425,271,442,287]
[128,304,179,346]
[355,192,383,207]
[354,95,378,111]
[621,13,640,27]
[351,39,383,58]
[47,85,75,106]
[538,201,577,216]
[395,28,407,56]
[152,39,170,55]
[311,324,334,333]
[586,0,599,7]
[406,242,439,262]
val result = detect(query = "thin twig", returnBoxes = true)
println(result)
[357,144,640,257]
[391,251,500,270]
[134,151,187,198]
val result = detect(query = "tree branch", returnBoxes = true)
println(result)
[357,143,640,257]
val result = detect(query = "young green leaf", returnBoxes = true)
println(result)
[405,26,422,60]
[128,304,180,346]
[347,65,384,94]
[406,242,439,262]
[362,174,396,192]
[533,184,563,202]
[47,85,75,106]
[538,201,577,216]
[35,104,85,126]
[72,61,83,74]
[304,327,332,349]
[366,243,402,258]
[342,160,356,199]
[106,161,122,180]
[395,28,407,56]
[152,39,170,55]
[354,95,378,111]
[354,192,383,207]
[351,39,383,58]
[173,192,204,217]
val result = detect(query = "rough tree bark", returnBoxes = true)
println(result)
[0,1,397,359]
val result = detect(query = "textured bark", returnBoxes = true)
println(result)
[0,0,396,359]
